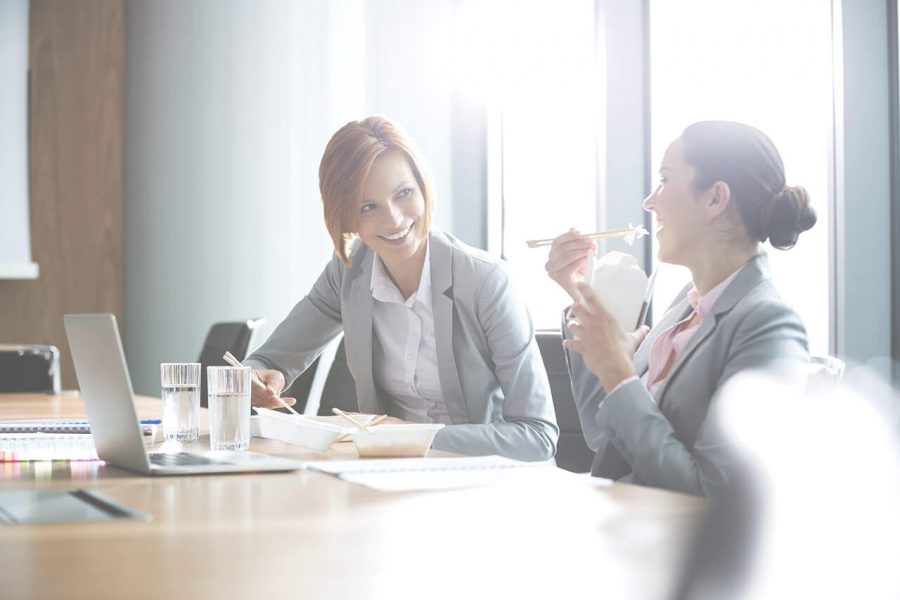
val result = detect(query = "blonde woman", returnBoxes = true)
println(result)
[244,116,558,461]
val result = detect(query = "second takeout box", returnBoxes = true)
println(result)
[251,408,345,451]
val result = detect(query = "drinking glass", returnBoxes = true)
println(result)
[206,366,251,451]
[160,363,201,441]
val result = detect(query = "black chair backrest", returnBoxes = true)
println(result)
[0,344,61,393]
[535,331,594,473]
[282,357,319,414]
[317,338,358,415]
[198,319,264,407]
[281,338,357,415]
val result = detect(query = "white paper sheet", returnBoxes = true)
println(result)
[304,455,539,491]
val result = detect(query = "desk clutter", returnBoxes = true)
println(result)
[0,410,528,492]
[0,434,99,462]
[0,419,159,462]
[252,409,444,457]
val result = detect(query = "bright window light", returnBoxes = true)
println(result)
[649,0,833,355]
[451,0,600,328]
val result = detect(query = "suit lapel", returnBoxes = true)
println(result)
[633,286,693,377]
[429,232,469,424]
[342,247,382,414]
[656,254,769,401]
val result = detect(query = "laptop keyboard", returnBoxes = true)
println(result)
[149,452,222,467]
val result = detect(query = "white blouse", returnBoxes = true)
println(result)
[370,242,450,424]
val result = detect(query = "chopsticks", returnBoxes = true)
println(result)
[332,407,388,431]
[332,410,388,442]
[222,351,304,418]
[526,225,649,248]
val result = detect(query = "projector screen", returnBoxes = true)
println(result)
[0,0,37,279]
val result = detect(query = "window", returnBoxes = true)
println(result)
[459,0,600,328]
[648,0,833,355]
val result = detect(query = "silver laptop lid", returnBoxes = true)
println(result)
[64,314,152,474]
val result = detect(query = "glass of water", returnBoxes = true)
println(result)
[160,363,201,441]
[206,366,251,451]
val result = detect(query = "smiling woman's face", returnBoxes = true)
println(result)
[356,150,428,267]
[641,138,711,266]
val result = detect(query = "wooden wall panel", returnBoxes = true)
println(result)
[0,0,124,389]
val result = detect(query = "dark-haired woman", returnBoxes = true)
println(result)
[545,121,817,496]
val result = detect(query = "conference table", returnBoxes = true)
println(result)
[0,392,704,599]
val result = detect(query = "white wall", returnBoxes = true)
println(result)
[362,0,485,247]
[126,0,368,394]
[0,0,32,270]
[125,0,477,394]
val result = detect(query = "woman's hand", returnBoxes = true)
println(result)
[545,229,597,301]
[565,282,649,391]
[250,369,297,409]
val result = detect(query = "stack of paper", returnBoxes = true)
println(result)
[305,455,541,491]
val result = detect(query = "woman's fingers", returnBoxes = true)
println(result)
[574,282,606,315]
[547,235,595,271]
[250,369,289,408]
[564,337,584,354]
[547,232,594,261]
[545,229,597,300]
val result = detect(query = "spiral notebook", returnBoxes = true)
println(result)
[0,433,99,461]
[0,419,157,435]
[0,420,157,462]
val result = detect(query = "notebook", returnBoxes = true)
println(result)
[64,313,304,476]
[0,433,99,461]
[0,419,157,435]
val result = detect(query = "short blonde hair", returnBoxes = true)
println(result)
[319,116,435,265]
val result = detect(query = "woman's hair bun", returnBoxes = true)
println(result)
[762,185,817,250]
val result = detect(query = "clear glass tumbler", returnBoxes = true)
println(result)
[206,366,251,451]
[160,363,201,441]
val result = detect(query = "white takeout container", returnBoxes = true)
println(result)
[251,407,344,451]
[350,424,445,458]
[588,250,649,332]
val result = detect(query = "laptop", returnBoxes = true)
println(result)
[64,313,304,476]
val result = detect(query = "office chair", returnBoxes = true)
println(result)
[281,335,350,415]
[0,344,61,393]
[316,338,358,415]
[282,358,319,414]
[198,319,265,407]
[535,330,594,473]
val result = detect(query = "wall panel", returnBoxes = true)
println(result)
[0,0,124,389]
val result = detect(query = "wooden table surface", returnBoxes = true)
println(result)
[0,392,704,599]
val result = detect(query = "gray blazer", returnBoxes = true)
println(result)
[564,254,808,496]
[245,230,559,461]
